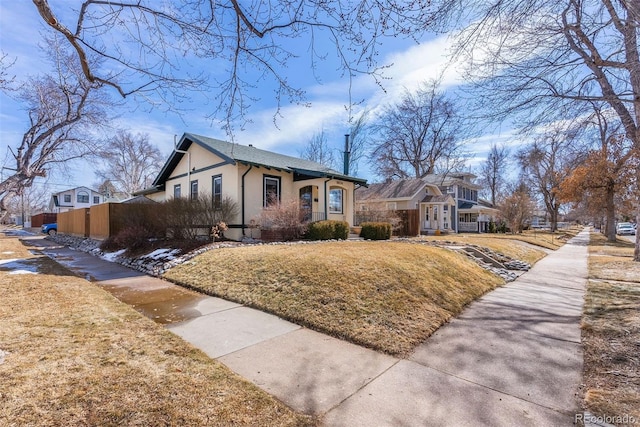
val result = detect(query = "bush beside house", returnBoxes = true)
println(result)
[360,222,392,240]
[306,220,349,240]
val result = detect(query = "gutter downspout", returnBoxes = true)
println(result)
[174,135,191,197]
[241,164,253,236]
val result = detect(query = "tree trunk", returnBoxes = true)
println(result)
[635,210,640,262]
[605,187,617,242]
[549,207,558,232]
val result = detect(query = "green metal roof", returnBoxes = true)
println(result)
[152,133,367,187]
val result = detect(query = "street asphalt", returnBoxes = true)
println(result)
[22,228,589,426]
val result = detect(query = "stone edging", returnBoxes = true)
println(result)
[46,234,531,282]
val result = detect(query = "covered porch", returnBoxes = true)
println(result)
[419,195,455,234]
[458,206,499,233]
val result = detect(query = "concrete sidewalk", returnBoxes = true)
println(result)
[324,229,588,426]
[24,230,589,426]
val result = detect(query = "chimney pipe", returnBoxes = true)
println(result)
[343,134,351,176]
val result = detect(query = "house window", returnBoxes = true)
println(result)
[212,175,222,208]
[264,176,280,207]
[174,184,181,199]
[329,187,344,214]
[77,191,89,203]
[443,205,448,211]
[93,196,100,204]
[434,206,438,221]
[64,194,71,203]
[190,180,198,200]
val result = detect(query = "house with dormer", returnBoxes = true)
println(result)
[356,173,498,234]
[355,178,456,234]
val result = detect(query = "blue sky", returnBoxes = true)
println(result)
[0,1,520,193]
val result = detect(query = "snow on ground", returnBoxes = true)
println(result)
[142,248,181,260]
[100,249,127,262]
[0,258,40,274]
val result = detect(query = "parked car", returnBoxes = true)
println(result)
[616,222,632,233]
[41,223,57,236]
[617,224,635,236]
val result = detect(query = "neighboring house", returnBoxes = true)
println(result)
[355,178,456,234]
[139,133,367,241]
[48,186,104,213]
[423,173,499,233]
[356,173,499,234]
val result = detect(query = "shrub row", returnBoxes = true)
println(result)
[360,222,392,240]
[306,220,349,240]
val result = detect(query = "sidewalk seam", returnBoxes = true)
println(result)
[410,360,576,416]
[321,359,401,418]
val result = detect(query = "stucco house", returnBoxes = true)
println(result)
[48,186,104,213]
[140,133,367,241]
[356,173,499,234]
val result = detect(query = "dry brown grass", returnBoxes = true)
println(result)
[0,233,313,427]
[416,233,551,265]
[164,241,505,356]
[582,232,640,424]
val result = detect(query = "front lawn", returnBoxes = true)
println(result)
[0,234,312,427]
[164,241,511,356]
[422,228,580,255]
[582,233,640,423]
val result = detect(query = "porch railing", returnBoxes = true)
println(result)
[458,222,478,232]
[301,211,326,223]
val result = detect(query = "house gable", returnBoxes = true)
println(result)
[152,133,366,191]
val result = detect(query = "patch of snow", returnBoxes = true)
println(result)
[1,251,14,254]
[101,249,126,262]
[0,259,40,274]
[142,248,180,260]
[0,349,7,364]
[9,269,37,275]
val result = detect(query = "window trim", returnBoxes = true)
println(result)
[63,194,71,203]
[329,186,344,214]
[263,175,281,207]
[212,175,222,208]
[190,180,198,200]
[174,184,181,199]
[77,191,89,204]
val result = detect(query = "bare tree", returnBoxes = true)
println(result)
[447,0,640,257]
[95,130,163,198]
[499,182,534,234]
[0,51,15,90]
[0,38,111,219]
[346,109,371,176]
[31,0,454,133]
[370,80,467,180]
[479,143,509,206]
[518,125,584,232]
[299,130,336,169]
[559,105,636,241]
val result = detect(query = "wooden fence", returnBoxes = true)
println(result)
[89,203,158,239]
[58,208,90,237]
[354,209,420,237]
[30,213,57,228]
[396,209,420,237]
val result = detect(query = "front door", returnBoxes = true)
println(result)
[424,206,431,229]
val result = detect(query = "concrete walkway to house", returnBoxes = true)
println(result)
[21,229,589,426]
